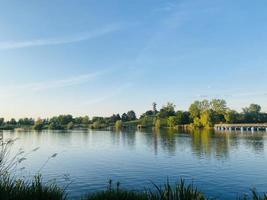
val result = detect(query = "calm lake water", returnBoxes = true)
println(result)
[2,129,267,199]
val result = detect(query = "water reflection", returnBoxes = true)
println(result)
[2,129,267,199]
[135,128,266,160]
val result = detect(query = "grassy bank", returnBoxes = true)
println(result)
[0,176,266,200]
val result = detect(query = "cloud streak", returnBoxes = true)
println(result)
[0,71,106,98]
[0,24,121,50]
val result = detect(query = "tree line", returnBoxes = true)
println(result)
[0,99,267,130]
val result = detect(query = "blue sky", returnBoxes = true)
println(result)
[0,0,267,119]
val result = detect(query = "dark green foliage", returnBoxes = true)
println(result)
[127,111,137,121]
[84,179,207,200]
[0,175,66,200]
[33,119,45,130]
[158,102,176,118]
[18,118,35,126]
[1,100,267,131]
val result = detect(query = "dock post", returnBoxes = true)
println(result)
[251,127,254,133]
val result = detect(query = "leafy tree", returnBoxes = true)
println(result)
[167,116,177,128]
[82,116,89,125]
[67,122,74,129]
[189,101,202,119]
[193,117,202,128]
[121,113,129,122]
[34,118,44,130]
[109,114,121,124]
[127,111,137,121]
[224,110,238,123]
[152,102,157,114]
[158,102,176,118]
[115,120,122,129]
[154,118,161,129]
[200,110,215,128]
[140,110,154,118]
[0,118,4,126]
[210,99,227,114]
[8,118,17,126]
[176,111,190,125]
[141,116,153,127]
[242,104,262,123]
[18,118,34,126]
[243,104,261,114]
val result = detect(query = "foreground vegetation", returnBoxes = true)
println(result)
[0,99,267,131]
[0,176,266,200]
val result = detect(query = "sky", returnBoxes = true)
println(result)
[0,0,267,119]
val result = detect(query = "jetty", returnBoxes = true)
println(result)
[214,124,267,132]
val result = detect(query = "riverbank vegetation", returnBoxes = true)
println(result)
[0,99,267,131]
[0,175,266,200]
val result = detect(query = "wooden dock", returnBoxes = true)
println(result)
[214,124,267,132]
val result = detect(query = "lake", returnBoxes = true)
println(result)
[2,129,267,199]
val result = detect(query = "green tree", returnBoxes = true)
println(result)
[152,102,157,114]
[141,116,153,127]
[243,104,261,114]
[210,99,227,114]
[127,111,137,121]
[121,113,129,122]
[224,109,238,123]
[167,116,177,128]
[34,118,44,130]
[154,118,161,129]
[115,120,122,129]
[67,122,74,129]
[0,118,4,126]
[200,110,215,128]
[82,116,89,125]
[158,102,176,118]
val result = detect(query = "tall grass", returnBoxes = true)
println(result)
[0,137,66,200]
[84,179,207,200]
[0,174,66,200]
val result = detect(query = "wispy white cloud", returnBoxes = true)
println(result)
[0,24,121,50]
[0,71,106,98]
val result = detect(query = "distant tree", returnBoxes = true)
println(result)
[224,110,238,123]
[8,118,17,126]
[193,117,202,128]
[115,120,122,129]
[18,118,34,126]
[109,114,121,124]
[34,118,44,130]
[74,117,83,124]
[154,118,161,129]
[158,102,176,118]
[152,102,157,114]
[0,118,4,126]
[141,116,153,127]
[67,122,74,129]
[167,116,177,128]
[140,110,154,118]
[127,111,137,121]
[121,113,129,122]
[189,101,202,119]
[200,110,215,128]
[210,99,227,114]
[242,104,262,123]
[243,104,261,114]
[82,116,89,125]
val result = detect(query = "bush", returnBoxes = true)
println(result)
[0,174,66,200]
